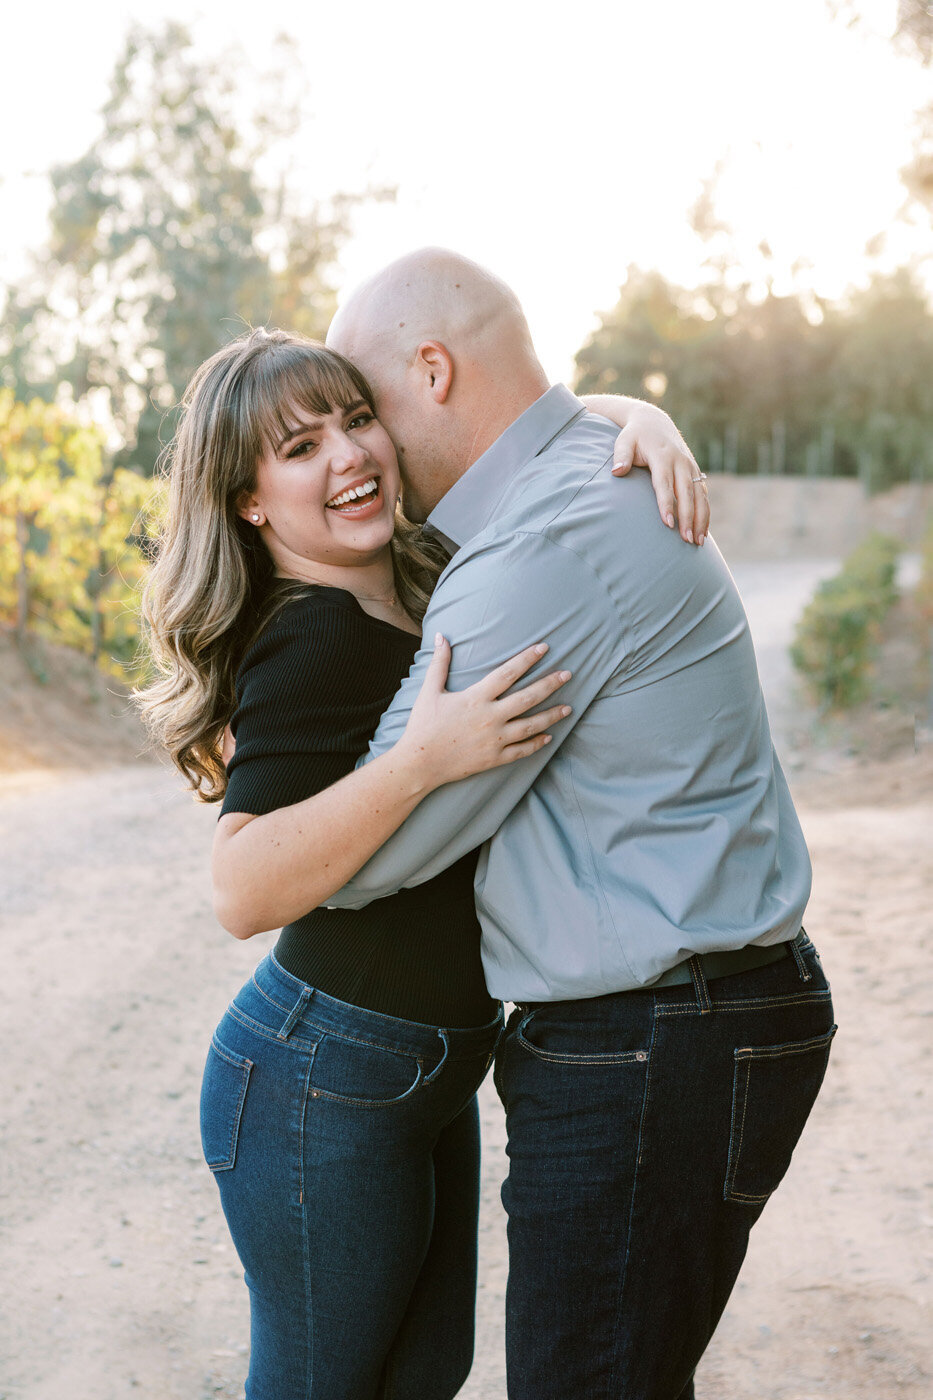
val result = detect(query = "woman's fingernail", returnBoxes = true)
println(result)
[435,633,444,647]
[698,533,706,546]
[543,734,553,743]
[561,705,572,716]
[685,529,694,543]
[535,642,549,655]
[560,671,572,682]
[665,513,675,528]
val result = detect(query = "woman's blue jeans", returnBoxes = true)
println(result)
[200,951,503,1400]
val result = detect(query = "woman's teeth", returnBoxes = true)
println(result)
[327,478,379,510]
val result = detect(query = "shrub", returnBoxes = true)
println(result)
[791,532,902,710]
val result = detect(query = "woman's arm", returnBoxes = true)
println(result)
[579,393,709,546]
[212,636,570,938]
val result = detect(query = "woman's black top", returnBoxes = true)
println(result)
[221,587,496,1028]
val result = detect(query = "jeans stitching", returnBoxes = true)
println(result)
[300,1054,315,1397]
[790,938,813,981]
[734,1026,837,1062]
[226,1002,316,1051]
[725,1056,752,1200]
[655,989,831,1017]
[724,1025,836,1203]
[209,1032,252,1072]
[303,1021,440,1060]
[205,1037,253,1172]
[249,970,293,1014]
[607,1010,658,1396]
[515,1026,649,1066]
[309,1067,424,1109]
[297,1049,315,1208]
[689,955,713,1014]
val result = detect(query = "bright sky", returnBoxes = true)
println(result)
[2,0,930,382]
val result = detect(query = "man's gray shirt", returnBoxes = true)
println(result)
[326,385,812,1002]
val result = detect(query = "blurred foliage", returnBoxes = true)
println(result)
[918,516,933,731]
[574,266,933,488]
[791,533,902,708]
[830,1,933,218]
[918,517,933,623]
[894,0,933,65]
[0,22,391,476]
[0,390,160,676]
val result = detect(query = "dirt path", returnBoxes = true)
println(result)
[1,755,931,1400]
[2,539,932,1398]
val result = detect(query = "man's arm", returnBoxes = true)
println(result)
[325,531,625,909]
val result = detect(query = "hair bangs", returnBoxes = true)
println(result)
[244,341,376,459]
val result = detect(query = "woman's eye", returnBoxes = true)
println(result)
[287,440,316,459]
[348,412,374,430]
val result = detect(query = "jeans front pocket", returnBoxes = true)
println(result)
[515,1009,650,1066]
[309,1031,424,1107]
[200,1034,253,1172]
[725,1022,837,1205]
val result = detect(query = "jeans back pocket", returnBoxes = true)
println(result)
[200,1035,253,1172]
[725,1023,837,1206]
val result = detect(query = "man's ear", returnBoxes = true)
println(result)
[415,341,453,403]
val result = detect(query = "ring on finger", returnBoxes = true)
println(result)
[691,472,708,484]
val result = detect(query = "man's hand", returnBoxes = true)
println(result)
[581,393,710,546]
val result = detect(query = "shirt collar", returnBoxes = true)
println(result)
[424,384,586,551]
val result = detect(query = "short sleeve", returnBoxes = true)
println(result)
[221,602,395,817]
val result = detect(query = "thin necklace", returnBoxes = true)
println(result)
[354,589,405,606]
[282,570,401,607]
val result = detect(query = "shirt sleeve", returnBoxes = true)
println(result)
[323,530,627,908]
[221,605,378,817]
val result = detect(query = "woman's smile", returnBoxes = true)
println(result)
[324,474,385,518]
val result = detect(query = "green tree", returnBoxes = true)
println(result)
[0,390,158,671]
[1,22,386,474]
[828,267,933,485]
[574,264,933,486]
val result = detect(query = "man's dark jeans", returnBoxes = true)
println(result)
[494,932,835,1400]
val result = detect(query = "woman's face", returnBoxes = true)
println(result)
[241,398,402,569]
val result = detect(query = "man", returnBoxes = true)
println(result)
[325,248,835,1399]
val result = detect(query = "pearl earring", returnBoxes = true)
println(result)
[251,514,261,523]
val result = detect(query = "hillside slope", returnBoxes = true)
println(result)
[0,632,150,781]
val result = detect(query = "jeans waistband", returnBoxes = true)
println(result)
[650,928,807,990]
[244,951,504,1056]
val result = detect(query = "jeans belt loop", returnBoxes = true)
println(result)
[277,986,312,1041]
[688,954,713,1014]
[422,1028,450,1085]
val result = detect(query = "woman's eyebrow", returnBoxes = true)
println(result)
[275,401,369,452]
[276,419,323,451]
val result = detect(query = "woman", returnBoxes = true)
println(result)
[138,327,704,1399]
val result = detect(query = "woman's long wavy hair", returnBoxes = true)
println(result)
[136,328,447,803]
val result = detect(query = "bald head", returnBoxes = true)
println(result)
[327,249,549,519]
[329,247,537,376]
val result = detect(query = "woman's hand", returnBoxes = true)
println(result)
[580,393,710,546]
[396,636,571,787]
